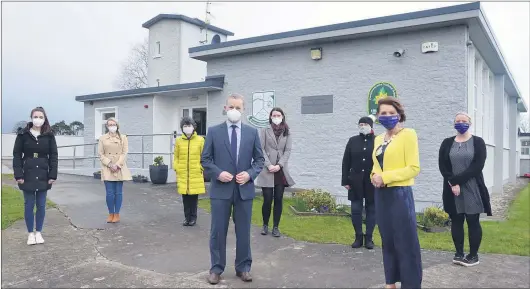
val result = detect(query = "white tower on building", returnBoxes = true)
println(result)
[142,14,233,87]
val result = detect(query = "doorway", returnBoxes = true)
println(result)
[182,107,207,136]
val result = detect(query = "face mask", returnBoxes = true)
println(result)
[227,109,241,123]
[183,126,194,135]
[378,115,400,130]
[454,122,470,134]
[108,126,117,133]
[359,125,372,135]
[271,117,282,125]
[32,118,44,127]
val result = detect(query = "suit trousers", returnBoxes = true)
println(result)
[209,185,253,275]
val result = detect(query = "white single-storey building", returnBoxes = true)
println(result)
[75,2,527,209]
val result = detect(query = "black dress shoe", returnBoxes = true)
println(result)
[236,271,253,282]
[261,225,269,235]
[272,227,281,237]
[188,219,196,226]
[182,220,190,226]
[364,234,374,249]
[207,272,221,284]
[351,234,363,248]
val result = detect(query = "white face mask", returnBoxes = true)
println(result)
[32,118,44,127]
[183,126,194,135]
[359,125,372,135]
[271,117,283,125]
[227,109,242,123]
[108,126,118,133]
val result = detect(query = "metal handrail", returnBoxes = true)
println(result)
[56,132,207,170]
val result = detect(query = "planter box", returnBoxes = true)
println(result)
[289,205,350,217]
[93,173,101,180]
[417,224,450,233]
[149,165,168,184]
[132,176,148,183]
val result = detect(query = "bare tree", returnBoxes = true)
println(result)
[521,113,530,133]
[115,38,149,90]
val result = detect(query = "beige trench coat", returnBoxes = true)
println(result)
[98,133,132,181]
[255,127,295,187]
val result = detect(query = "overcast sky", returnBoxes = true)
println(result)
[2,1,529,132]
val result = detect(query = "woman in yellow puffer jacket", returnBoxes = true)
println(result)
[173,116,205,226]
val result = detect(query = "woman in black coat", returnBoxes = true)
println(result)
[13,107,58,246]
[438,112,491,267]
[342,116,376,249]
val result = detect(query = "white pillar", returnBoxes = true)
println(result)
[493,75,505,194]
[509,97,517,182]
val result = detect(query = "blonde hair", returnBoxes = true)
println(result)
[106,117,122,140]
[454,112,472,123]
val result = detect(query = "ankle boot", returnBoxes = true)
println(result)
[351,234,363,248]
[112,213,120,223]
[107,214,114,223]
[364,234,374,249]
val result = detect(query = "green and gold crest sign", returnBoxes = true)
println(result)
[368,82,398,117]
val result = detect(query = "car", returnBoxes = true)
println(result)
[524,173,530,178]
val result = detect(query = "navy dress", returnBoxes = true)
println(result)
[375,143,423,288]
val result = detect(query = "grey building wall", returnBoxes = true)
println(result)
[83,96,154,170]
[147,19,182,87]
[206,25,468,209]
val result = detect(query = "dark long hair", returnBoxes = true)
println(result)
[269,107,290,136]
[28,106,52,134]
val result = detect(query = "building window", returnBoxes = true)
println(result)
[522,148,530,155]
[522,140,530,147]
[156,79,160,87]
[153,41,161,58]
[156,41,161,54]
[95,107,118,139]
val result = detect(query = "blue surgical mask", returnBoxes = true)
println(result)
[454,122,470,134]
[378,115,400,130]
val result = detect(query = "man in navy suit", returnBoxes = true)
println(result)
[201,93,264,284]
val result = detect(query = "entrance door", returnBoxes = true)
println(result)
[182,107,207,136]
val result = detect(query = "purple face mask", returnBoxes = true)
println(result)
[454,122,470,134]
[378,115,400,130]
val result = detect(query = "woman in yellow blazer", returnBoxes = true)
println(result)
[98,118,132,224]
[173,116,205,226]
[371,97,422,289]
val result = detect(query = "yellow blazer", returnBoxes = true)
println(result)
[371,128,420,187]
[173,132,205,195]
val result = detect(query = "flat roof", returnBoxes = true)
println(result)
[188,2,526,112]
[142,14,234,36]
[75,75,225,102]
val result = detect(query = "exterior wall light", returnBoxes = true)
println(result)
[311,47,322,60]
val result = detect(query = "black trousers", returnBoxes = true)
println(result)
[451,213,482,256]
[182,194,198,221]
[261,185,285,227]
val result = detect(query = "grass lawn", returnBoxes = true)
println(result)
[1,174,56,230]
[199,184,530,256]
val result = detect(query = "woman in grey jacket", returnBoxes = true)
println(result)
[256,107,295,237]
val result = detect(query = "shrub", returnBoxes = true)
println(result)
[420,206,449,227]
[153,156,164,166]
[293,189,337,213]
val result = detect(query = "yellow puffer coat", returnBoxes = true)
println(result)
[173,132,206,195]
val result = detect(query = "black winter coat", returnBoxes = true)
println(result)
[342,133,375,203]
[438,135,492,216]
[13,124,58,192]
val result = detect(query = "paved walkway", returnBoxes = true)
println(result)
[2,174,529,288]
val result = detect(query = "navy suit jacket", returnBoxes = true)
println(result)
[201,122,265,200]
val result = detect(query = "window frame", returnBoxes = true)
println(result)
[94,107,118,140]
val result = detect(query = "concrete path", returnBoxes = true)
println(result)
[2,174,529,288]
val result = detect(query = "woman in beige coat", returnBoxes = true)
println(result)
[256,107,295,237]
[98,118,132,223]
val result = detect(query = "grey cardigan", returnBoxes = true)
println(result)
[255,127,295,187]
